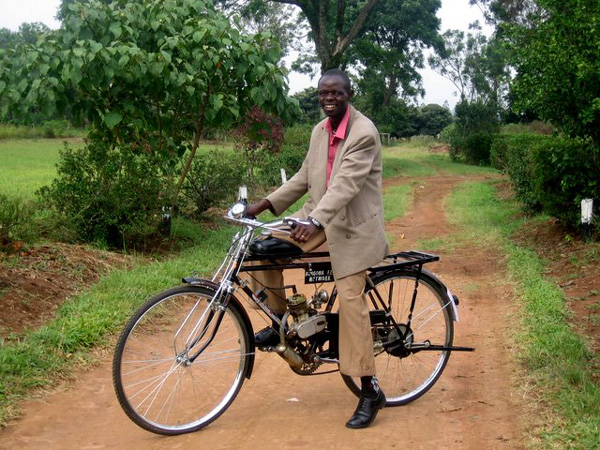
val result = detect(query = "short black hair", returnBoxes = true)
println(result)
[319,69,352,92]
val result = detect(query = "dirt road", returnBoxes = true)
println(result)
[0,174,527,450]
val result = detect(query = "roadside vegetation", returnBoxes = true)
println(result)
[447,182,599,449]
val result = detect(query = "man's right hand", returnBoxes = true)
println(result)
[246,199,273,218]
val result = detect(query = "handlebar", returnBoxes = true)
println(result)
[224,202,310,234]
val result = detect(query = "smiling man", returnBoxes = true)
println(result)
[247,68,389,428]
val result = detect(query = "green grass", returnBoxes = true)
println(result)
[416,237,451,252]
[447,180,600,449]
[0,139,80,198]
[382,146,437,178]
[382,142,498,179]
[383,183,413,221]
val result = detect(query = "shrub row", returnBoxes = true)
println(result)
[491,133,600,231]
[0,121,84,140]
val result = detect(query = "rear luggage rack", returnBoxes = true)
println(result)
[368,251,439,273]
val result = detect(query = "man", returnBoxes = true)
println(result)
[247,69,389,428]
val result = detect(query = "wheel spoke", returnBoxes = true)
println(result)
[342,271,453,405]
[113,286,251,435]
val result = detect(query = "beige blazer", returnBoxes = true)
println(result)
[266,106,389,278]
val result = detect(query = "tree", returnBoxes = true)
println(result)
[350,0,443,107]
[414,103,452,136]
[269,0,436,73]
[507,0,600,145]
[0,23,51,49]
[292,87,320,124]
[469,0,540,26]
[1,0,294,195]
[429,25,497,102]
[267,0,382,71]
[214,0,300,58]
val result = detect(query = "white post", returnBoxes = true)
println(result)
[238,185,248,202]
[582,199,593,224]
[581,198,594,239]
[280,168,287,184]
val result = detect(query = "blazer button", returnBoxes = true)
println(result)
[345,234,351,239]
[340,215,345,221]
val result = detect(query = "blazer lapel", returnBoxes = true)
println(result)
[312,127,329,199]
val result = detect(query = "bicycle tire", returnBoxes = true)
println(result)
[340,269,454,406]
[112,285,253,435]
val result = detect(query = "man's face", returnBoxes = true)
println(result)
[318,75,353,122]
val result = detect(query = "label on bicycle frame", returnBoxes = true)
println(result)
[304,263,334,284]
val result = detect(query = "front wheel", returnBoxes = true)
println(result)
[341,269,454,406]
[112,285,253,435]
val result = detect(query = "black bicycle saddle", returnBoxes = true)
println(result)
[249,237,303,256]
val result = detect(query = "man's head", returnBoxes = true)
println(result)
[318,69,353,125]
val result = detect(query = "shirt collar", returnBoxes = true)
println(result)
[325,106,351,140]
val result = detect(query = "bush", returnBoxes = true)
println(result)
[41,120,73,138]
[181,149,248,216]
[444,99,500,165]
[233,106,285,187]
[493,132,600,232]
[0,194,37,246]
[494,133,552,212]
[254,125,311,188]
[501,121,554,136]
[532,136,600,228]
[0,122,83,140]
[39,142,166,248]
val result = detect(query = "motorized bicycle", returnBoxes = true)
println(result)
[112,192,474,435]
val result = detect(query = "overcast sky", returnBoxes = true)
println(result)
[0,0,491,109]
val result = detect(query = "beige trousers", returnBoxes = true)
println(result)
[250,231,376,377]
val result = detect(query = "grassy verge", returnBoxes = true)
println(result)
[0,219,233,425]
[383,183,413,221]
[447,181,600,449]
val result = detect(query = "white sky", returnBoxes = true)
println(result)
[0,0,491,109]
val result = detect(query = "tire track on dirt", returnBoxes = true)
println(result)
[0,174,527,450]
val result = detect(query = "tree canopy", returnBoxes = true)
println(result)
[350,0,443,106]
[506,0,600,145]
[1,0,295,193]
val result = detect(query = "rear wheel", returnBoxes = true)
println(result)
[341,269,454,406]
[113,285,252,435]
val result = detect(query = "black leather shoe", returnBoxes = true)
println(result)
[345,389,386,429]
[254,326,280,347]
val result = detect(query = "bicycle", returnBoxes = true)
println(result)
[112,195,474,435]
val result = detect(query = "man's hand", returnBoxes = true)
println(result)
[290,222,318,243]
[246,199,273,218]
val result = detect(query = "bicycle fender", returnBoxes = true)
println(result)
[419,268,460,322]
[182,277,256,379]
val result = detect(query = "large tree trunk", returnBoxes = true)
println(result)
[272,0,380,72]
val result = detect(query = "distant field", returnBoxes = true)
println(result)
[0,139,81,198]
[0,139,234,199]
